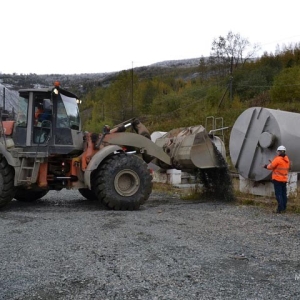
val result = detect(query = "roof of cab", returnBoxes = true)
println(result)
[18,87,78,99]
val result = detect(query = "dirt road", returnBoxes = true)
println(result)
[0,190,299,299]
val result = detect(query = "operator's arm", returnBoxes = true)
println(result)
[266,157,279,170]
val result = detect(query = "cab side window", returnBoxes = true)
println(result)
[16,97,28,127]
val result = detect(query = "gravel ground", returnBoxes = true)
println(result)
[0,189,300,300]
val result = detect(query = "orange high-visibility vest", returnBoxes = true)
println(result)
[267,155,290,182]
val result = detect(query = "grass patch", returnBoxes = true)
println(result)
[286,196,300,213]
[180,184,204,201]
[152,182,182,195]
[153,181,300,214]
[230,190,300,214]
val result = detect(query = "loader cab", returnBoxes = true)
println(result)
[13,83,84,155]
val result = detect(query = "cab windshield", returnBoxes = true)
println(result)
[57,93,80,130]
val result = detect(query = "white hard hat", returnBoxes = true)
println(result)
[277,145,286,151]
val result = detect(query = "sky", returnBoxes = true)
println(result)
[1,0,300,75]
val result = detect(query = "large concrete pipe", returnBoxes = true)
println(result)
[230,107,300,181]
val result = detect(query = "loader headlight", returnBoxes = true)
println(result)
[53,81,60,95]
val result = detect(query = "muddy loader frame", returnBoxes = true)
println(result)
[0,83,233,210]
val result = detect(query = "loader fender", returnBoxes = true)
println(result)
[84,145,123,189]
[0,142,19,167]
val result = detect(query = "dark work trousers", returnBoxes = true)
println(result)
[272,180,287,212]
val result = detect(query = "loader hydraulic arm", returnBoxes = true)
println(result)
[107,118,151,139]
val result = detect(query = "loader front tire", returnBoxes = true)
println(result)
[93,153,152,210]
[14,190,48,202]
[78,188,97,200]
[0,156,15,208]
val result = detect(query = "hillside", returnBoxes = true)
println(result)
[2,45,300,141]
[0,57,204,133]
[0,57,201,96]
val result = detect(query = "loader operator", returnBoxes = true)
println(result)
[35,102,52,126]
[35,103,44,122]
[263,145,290,213]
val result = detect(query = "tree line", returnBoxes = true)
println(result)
[80,31,300,137]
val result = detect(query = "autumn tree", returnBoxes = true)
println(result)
[106,70,139,123]
[209,31,259,100]
[136,80,159,114]
[270,66,300,103]
[210,31,259,75]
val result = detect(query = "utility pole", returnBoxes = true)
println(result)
[1,87,5,110]
[0,78,5,109]
[131,61,134,116]
[229,56,233,101]
[102,102,105,120]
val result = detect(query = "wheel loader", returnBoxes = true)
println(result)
[0,82,233,210]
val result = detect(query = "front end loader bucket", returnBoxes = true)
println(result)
[154,125,224,170]
[154,124,234,201]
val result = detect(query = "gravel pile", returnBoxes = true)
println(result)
[0,189,300,300]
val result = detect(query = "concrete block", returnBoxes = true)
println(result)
[239,173,297,196]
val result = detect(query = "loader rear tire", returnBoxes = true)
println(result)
[0,156,15,209]
[93,153,152,210]
[78,188,97,200]
[14,190,49,202]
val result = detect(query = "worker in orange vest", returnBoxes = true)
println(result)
[263,145,290,213]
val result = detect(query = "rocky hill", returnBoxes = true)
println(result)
[0,57,201,96]
[150,57,201,68]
